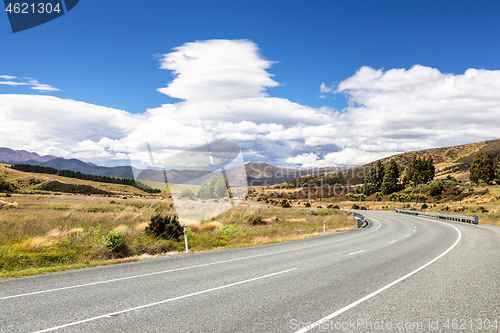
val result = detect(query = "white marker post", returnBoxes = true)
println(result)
[323,220,326,234]
[183,226,189,253]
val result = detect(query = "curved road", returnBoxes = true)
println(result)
[0,211,498,332]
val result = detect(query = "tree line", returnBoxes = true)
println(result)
[10,164,160,193]
[469,152,500,184]
[363,155,435,195]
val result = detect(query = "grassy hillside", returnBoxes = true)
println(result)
[286,138,500,187]
[377,138,500,181]
[0,164,148,195]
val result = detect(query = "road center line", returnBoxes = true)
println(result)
[294,220,462,333]
[347,250,365,256]
[388,240,397,244]
[31,268,298,333]
[1,220,382,301]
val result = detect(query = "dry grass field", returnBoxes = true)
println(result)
[0,186,354,278]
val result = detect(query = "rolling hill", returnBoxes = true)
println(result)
[288,138,500,186]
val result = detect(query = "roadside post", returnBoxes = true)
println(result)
[323,220,326,234]
[183,226,189,253]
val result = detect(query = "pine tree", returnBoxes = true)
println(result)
[470,152,495,184]
[422,156,435,183]
[364,160,385,191]
[381,159,400,194]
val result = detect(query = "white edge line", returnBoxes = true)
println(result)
[32,268,298,333]
[388,240,397,244]
[294,221,462,333]
[405,234,411,237]
[2,219,382,301]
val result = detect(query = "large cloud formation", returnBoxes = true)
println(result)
[1,40,499,168]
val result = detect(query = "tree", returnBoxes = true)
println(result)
[422,156,435,183]
[469,152,495,184]
[403,155,435,184]
[381,159,400,195]
[496,155,500,182]
[429,181,443,197]
[198,176,229,199]
[0,176,16,193]
[364,160,385,193]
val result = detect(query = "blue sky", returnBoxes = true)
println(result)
[1,0,500,168]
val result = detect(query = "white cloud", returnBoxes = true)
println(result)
[2,42,500,170]
[0,75,17,80]
[0,75,61,91]
[28,79,61,92]
[157,39,279,101]
[0,81,26,86]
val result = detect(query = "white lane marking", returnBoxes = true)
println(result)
[388,240,397,244]
[294,221,462,333]
[31,268,297,333]
[405,234,411,237]
[347,250,365,256]
[1,219,382,301]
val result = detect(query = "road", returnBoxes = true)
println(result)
[1,211,499,332]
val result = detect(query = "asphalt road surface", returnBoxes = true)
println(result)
[1,211,498,332]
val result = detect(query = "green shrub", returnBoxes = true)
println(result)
[145,214,183,241]
[305,202,311,207]
[421,203,428,210]
[429,182,443,197]
[102,231,125,251]
[352,204,360,209]
[179,189,196,199]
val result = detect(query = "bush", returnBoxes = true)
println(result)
[305,202,311,207]
[351,204,360,209]
[248,216,266,225]
[0,176,16,193]
[478,206,489,213]
[145,214,183,241]
[179,189,196,199]
[421,203,428,210]
[102,231,126,251]
[429,182,443,197]
[281,199,291,208]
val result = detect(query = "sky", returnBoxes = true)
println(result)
[1,0,500,169]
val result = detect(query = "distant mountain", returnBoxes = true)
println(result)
[0,147,57,164]
[184,162,346,186]
[1,148,346,186]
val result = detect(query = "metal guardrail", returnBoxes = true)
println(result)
[341,209,368,228]
[395,208,479,225]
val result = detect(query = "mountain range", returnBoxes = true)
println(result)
[0,148,339,185]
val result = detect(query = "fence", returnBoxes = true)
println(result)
[395,208,479,225]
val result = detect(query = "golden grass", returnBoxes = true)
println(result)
[0,191,356,278]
